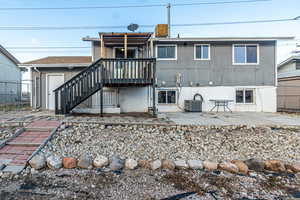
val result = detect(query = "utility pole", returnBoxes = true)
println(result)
[167,3,171,38]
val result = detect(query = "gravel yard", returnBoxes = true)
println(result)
[43,123,300,162]
[0,168,299,200]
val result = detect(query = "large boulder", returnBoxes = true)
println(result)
[187,160,203,170]
[161,159,175,170]
[218,161,239,174]
[150,160,162,170]
[264,160,286,172]
[62,157,77,169]
[77,154,93,169]
[244,158,265,172]
[125,159,138,170]
[29,154,46,170]
[93,155,109,168]
[231,160,249,174]
[203,160,218,171]
[174,160,188,170]
[109,155,124,171]
[47,155,62,169]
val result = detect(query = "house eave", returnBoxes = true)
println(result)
[19,63,91,68]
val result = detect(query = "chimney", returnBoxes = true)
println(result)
[155,24,169,38]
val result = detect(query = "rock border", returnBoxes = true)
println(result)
[28,154,300,176]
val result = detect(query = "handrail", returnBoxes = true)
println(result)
[53,58,103,92]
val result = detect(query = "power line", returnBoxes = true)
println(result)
[7,46,90,49]
[0,0,270,11]
[0,16,298,31]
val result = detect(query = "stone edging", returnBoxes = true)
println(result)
[28,154,300,176]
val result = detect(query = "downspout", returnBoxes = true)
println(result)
[34,67,42,109]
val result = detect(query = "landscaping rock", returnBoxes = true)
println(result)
[187,160,203,170]
[125,159,138,170]
[174,160,188,170]
[203,160,218,171]
[264,160,286,172]
[138,160,150,169]
[109,155,124,171]
[77,154,93,169]
[46,155,62,169]
[296,173,300,181]
[218,161,239,174]
[150,160,161,170]
[62,157,77,169]
[285,163,300,173]
[231,160,249,174]
[93,155,109,168]
[161,159,175,170]
[244,158,265,172]
[29,154,46,170]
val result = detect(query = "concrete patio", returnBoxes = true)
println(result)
[164,112,300,126]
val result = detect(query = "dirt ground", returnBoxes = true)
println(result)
[0,169,300,200]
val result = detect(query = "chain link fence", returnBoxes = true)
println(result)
[0,80,31,112]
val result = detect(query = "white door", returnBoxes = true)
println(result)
[47,74,64,110]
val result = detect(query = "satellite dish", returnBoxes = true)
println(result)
[127,23,139,32]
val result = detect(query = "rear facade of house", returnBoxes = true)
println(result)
[24,29,280,114]
[0,45,21,104]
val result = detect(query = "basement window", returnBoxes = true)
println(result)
[158,90,177,104]
[236,89,255,104]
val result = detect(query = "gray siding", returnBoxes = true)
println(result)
[0,52,21,103]
[155,41,276,87]
[32,67,92,109]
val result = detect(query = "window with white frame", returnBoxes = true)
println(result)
[195,44,210,60]
[233,44,259,64]
[236,89,255,104]
[156,45,177,60]
[158,90,177,104]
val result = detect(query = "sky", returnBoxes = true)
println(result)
[0,0,299,67]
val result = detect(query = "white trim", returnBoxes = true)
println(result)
[45,73,64,110]
[155,44,177,61]
[194,44,211,60]
[113,46,138,58]
[232,44,260,65]
[235,88,256,105]
[153,37,294,42]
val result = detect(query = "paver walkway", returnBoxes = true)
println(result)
[0,120,60,173]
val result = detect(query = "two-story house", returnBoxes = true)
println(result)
[21,27,292,115]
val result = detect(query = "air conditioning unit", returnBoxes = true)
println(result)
[184,94,203,112]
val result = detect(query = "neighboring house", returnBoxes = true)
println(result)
[20,29,292,114]
[0,45,21,104]
[277,56,300,111]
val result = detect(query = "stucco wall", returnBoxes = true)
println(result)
[157,86,276,112]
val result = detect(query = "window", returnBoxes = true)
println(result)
[158,90,176,104]
[236,89,255,104]
[156,45,177,60]
[296,62,300,70]
[195,44,210,60]
[233,44,259,64]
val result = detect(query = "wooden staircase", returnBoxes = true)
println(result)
[54,58,156,115]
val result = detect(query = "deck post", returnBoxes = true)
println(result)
[152,60,157,117]
[100,87,104,117]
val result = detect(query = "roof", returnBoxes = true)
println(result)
[153,36,294,42]
[278,56,300,69]
[0,45,20,65]
[22,56,92,65]
[278,70,300,79]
